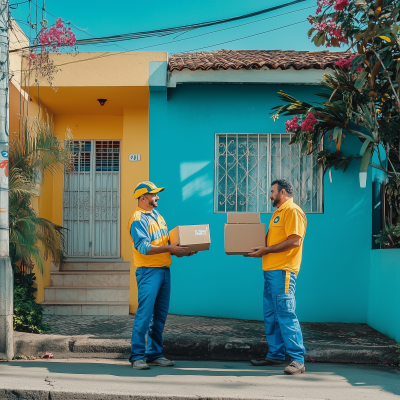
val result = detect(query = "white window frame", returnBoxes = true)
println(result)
[214,133,324,214]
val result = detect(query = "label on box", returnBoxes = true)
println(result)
[195,230,207,236]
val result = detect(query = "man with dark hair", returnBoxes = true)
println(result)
[127,181,196,370]
[249,179,307,375]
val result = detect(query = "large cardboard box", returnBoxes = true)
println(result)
[169,224,211,255]
[225,213,265,255]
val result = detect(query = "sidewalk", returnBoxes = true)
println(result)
[1,359,400,400]
[13,314,398,364]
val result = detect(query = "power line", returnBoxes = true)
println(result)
[184,21,308,53]
[117,6,314,53]
[44,20,310,70]
[12,0,132,51]
[9,18,311,75]
[10,0,307,52]
[77,0,308,46]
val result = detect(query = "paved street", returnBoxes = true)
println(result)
[0,359,399,400]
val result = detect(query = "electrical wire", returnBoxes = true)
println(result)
[9,0,29,9]
[13,0,132,51]
[40,19,309,70]
[10,0,307,52]
[8,17,310,75]
[110,6,314,53]
[183,20,308,53]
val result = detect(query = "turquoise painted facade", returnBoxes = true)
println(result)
[149,81,376,323]
[368,250,400,342]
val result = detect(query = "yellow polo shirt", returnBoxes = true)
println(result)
[262,198,307,274]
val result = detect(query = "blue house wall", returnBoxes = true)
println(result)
[149,83,372,323]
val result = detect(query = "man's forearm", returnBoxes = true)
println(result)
[266,238,299,254]
[146,245,170,255]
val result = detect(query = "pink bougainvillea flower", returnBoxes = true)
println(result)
[285,115,300,133]
[38,18,76,52]
[300,112,318,132]
[334,0,349,11]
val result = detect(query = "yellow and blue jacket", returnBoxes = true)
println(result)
[127,207,171,268]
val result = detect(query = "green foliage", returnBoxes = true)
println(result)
[272,0,400,248]
[13,272,50,334]
[385,177,400,224]
[272,0,400,178]
[374,222,400,248]
[9,120,72,272]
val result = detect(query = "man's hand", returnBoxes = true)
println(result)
[248,246,269,258]
[187,251,198,257]
[169,242,188,255]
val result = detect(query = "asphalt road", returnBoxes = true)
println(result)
[0,359,399,400]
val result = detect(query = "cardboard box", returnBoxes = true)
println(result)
[227,213,260,224]
[225,213,265,255]
[169,224,211,255]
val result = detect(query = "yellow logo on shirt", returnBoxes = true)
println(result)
[274,216,280,224]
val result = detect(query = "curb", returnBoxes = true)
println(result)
[0,390,299,400]
[14,333,398,364]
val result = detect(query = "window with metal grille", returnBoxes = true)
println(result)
[215,134,323,213]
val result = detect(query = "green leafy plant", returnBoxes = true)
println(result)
[385,177,400,225]
[272,0,400,178]
[272,0,400,245]
[374,221,400,247]
[10,119,73,333]
[13,272,50,333]
[9,119,73,273]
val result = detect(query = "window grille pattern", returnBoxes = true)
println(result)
[215,134,323,213]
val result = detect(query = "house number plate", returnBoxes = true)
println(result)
[129,154,141,161]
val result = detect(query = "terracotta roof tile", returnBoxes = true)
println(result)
[168,49,351,72]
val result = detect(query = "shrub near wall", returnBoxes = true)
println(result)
[368,250,400,342]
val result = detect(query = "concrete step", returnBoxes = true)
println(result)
[50,271,130,288]
[44,286,130,303]
[60,261,130,272]
[41,301,129,316]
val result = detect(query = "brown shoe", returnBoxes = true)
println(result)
[284,361,305,375]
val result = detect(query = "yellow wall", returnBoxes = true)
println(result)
[52,110,149,312]
[10,32,161,310]
[121,108,149,313]
[23,52,167,88]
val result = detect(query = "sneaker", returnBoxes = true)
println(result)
[146,356,175,367]
[131,359,150,370]
[284,361,306,375]
[250,357,285,366]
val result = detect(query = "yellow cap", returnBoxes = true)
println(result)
[134,181,164,199]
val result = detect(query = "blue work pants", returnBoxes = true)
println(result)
[263,270,305,363]
[130,267,171,362]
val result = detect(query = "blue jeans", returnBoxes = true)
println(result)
[263,270,305,363]
[129,267,171,362]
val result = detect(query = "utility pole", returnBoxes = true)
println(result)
[0,0,13,361]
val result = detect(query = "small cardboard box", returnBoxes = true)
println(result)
[169,224,211,255]
[225,213,265,255]
[227,213,261,224]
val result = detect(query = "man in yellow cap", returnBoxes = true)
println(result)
[127,181,195,370]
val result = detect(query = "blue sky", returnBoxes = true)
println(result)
[10,0,343,54]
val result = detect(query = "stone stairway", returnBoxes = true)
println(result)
[41,261,130,316]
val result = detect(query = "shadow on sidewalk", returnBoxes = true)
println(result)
[3,360,400,396]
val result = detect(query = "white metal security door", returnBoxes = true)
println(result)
[63,140,121,258]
